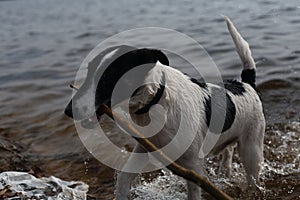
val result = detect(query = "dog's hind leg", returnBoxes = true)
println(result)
[238,123,265,186]
[115,144,145,200]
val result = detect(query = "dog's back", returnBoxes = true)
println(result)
[128,17,265,192]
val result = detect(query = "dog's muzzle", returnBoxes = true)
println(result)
[64,99,109,129]
[80,114,100,129]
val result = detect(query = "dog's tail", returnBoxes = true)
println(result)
[224,16,256,89]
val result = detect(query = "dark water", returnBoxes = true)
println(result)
[0,0,299,199]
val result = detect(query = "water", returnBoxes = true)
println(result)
[0,0,299,199]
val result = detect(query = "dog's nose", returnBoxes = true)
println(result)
[64,101,74,118]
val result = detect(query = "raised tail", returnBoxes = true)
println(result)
[224,16,256,89]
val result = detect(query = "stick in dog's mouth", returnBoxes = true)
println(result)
[70,84,79,91]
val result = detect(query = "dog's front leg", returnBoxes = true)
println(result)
[115,171,137,200]
[186,159,205,200]
[187,181,201,200]
[177,156,206,200]
[115,144,146,200]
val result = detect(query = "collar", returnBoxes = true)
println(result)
[135,72,166,115]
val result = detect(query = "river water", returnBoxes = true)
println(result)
[0,0,299,199]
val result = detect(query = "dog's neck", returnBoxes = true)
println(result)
[134,72,166,115]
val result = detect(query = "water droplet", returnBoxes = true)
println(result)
[84,160,89,175]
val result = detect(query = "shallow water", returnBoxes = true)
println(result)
[0,0,299,199]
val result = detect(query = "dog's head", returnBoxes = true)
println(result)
[64,45,169,128]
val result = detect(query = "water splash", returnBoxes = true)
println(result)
[129,121,300,199]
[131,170,187,200]
[84,159,89,175]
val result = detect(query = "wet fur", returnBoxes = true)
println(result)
[115,62,265,200]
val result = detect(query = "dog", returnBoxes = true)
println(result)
[64,17,265,200]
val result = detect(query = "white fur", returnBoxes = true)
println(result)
[224,16,256,70]
[74,80,96,119]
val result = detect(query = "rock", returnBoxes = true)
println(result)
[0,171,88,200]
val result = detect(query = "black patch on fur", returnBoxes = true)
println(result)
[241,69,256,89]
[94,47,169,109]
[190,78,207,89]
[224,80,246,95]
[223,94,236,132]
[204,91,236,133]
[203,97,211,128]
[134,72,166,115]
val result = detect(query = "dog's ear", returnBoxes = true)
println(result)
[92,47,169,110]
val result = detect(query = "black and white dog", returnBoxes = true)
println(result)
[64,17,265,200]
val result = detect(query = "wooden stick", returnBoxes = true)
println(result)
[70,84,79,91]
[98,104,232,200]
